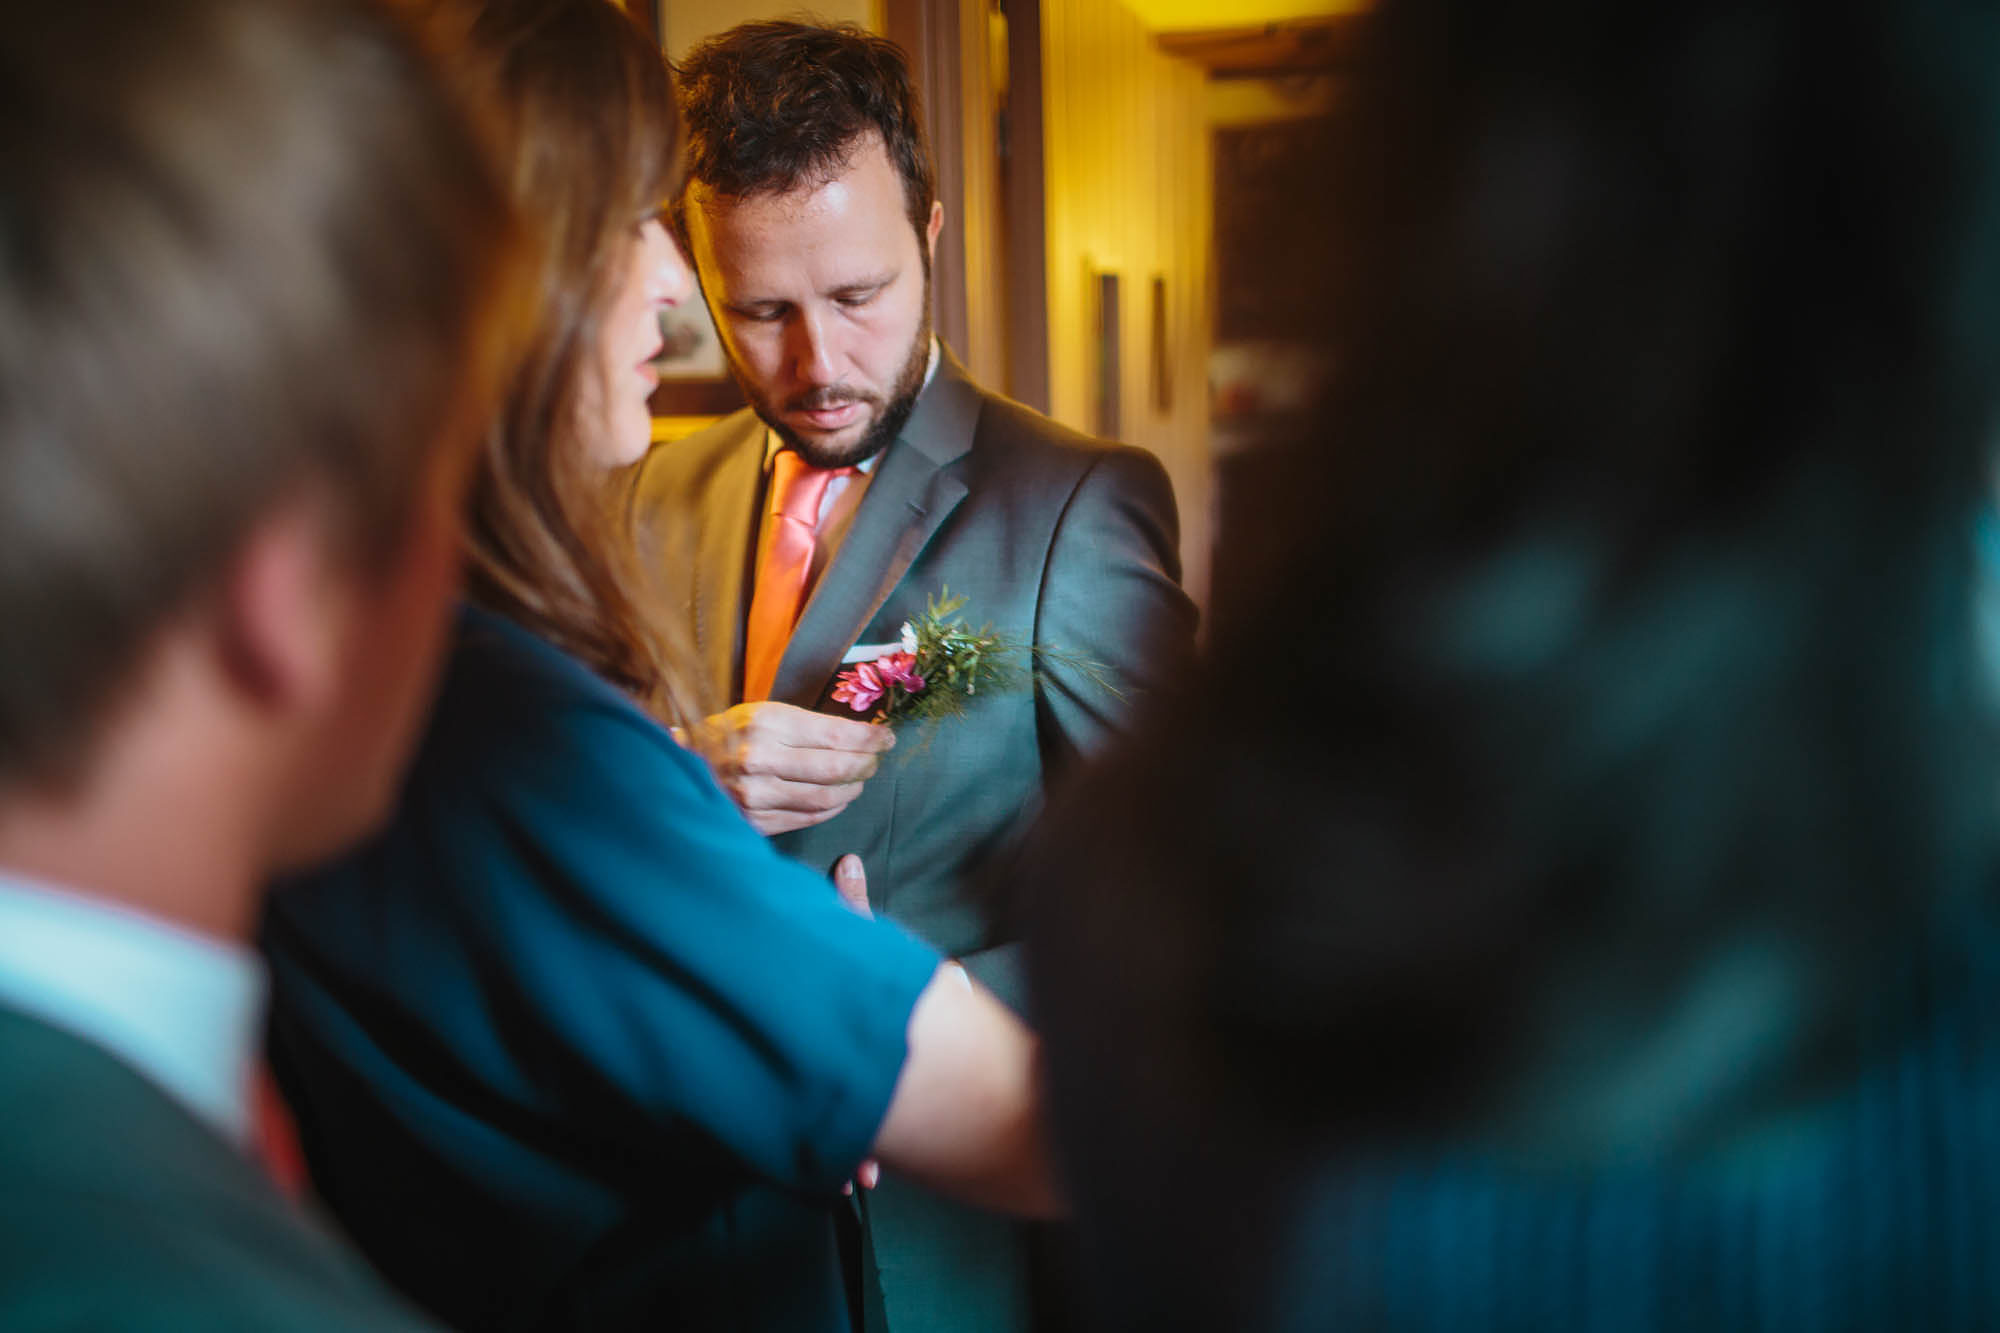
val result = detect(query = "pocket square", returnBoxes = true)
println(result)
[840,640,904,665]
[841,622,919,664]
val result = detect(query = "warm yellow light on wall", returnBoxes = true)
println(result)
[1121,0,1366,33]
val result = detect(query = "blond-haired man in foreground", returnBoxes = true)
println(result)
[0,0,518,1324]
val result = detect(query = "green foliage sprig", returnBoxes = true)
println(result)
[830,587,1121,728]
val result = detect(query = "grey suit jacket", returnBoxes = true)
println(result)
[628,348,1192,1333]
[0,1004,435,1330]
[628,347,1195,1010]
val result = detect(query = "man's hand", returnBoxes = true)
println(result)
[833,853,872,915]
[831,854,881,1195]
[691,701,894,835]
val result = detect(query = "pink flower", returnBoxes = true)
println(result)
[832,661,886,712]
[832,651,925,715]
[875,651,925,694]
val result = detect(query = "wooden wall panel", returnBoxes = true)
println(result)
[1039,0,1213,602]
[953,0,1007,388]
[659,0,880,60]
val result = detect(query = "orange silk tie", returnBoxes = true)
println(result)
[742,451,854,701]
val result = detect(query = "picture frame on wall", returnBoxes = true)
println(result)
[1094,270,1122,439]
[647,297,746,417]
[658,301,726,379]
[1150,273,1171,414]
[636,0,745,420]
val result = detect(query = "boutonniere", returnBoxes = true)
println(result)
[833,588,1118,727]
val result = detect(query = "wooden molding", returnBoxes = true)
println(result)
[1156,15,1361,79]
[625,0,658,44]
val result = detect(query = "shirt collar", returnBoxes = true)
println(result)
[0,869,265,1145]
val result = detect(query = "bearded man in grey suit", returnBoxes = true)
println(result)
[626,20,1195,1333]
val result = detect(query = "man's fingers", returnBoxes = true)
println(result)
[833,854,871,915]
[747,805,850,836]
[737,744,881,785]
[733,776,864,816]
[749,703,894,754]
[697,704,889,835]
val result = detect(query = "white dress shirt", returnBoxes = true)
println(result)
[0,868,264,1146]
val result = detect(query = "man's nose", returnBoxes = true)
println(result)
[787,310,838,386]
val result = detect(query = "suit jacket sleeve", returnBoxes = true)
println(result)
[1031,445,1198,765]
[959,447,1196,1007]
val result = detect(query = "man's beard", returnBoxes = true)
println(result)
[741,306,932,470]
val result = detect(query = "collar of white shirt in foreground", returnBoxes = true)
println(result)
[0,868,264,1146]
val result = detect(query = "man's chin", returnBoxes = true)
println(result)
[768,416,888,470]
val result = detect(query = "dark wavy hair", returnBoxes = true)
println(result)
[452,0,704,727]
[673,19,935,243]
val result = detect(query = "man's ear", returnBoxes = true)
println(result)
[213,497,347,715]
[926,199,944,265]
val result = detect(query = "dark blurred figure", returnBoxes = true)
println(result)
[1024,2,2000,1328]
[0,0,518,1326]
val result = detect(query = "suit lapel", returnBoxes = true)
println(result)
[687,414,768,706]
[771,346,985,706]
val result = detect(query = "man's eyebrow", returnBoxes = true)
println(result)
[828,272,895,297]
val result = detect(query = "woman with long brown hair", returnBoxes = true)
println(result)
[453,0,701,716]
[260,4,1054,1329]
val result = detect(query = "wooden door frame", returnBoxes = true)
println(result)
[884,0,972,363]
[999,0,1048,413]
[885,0,1048,410]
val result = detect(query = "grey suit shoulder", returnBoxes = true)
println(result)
[0,1005,435,1330]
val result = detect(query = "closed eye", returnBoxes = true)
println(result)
[834,286,884,309]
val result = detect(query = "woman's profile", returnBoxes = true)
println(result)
[262,3,1053,1329]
